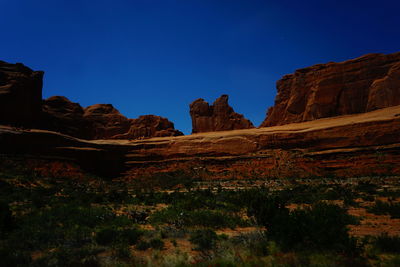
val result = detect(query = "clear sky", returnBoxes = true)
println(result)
[1,0,399,134]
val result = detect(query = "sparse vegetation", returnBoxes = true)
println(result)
[0,158,399,266]
[368,200,400,218]
[189,229,218,250]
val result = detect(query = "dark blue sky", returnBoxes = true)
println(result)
[1,0,399,134]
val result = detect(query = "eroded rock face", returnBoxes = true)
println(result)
[261,52,400,127]
[41,99,183,140]
[190,95,254,133]
[42,96,90,139]
[2,105,400,179]
[114,115,183,139]
[81,104,183,139]
[83,104,132,139]
[0,61,43,127]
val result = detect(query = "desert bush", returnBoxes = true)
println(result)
[96,228,119,245]
[249,198,357,253]
[113,245,132,260]
[33,246,102,267]
[132,170,195,191]
[0,247,32,267]
[159,225,187,238]
[122,228,143,245]
[149,238,165,250]
[355,181,378,194]
[367,200,400,218]
[274,203,356,252]
[96,227,143,246]
[189,229,218,250]
[136,240,151,251]
[0,201,13,235]
[150,207,245,229]
[230,231,269,256]
[247,195,289,227]
[372,233,400,253]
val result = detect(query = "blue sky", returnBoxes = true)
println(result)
[1,0,399,134]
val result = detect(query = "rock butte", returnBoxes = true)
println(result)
[0,52,400,179]
[190,94,254,133]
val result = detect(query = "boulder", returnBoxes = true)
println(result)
[190,94,254,133]
[261,52,400,127]
[0,61,43,127]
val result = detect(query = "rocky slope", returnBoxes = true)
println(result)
[190,95,254,133]
[261,52,400,126]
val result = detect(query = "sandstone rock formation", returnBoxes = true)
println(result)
[41,96,90,139]
[1,105,400,178]
[190,94,254,133]
[114,115,183,139]
[0,61,43,127]
[261,52,400,127]
[41,98,183,140]
[83,104,132,139]
[0,60,183,140]
[82,105,183,139]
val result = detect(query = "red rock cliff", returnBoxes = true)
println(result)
[190,94,254,133]
[42,96,91,139]
[0,61,43,127]
[261,52,400,127]
[42,101,183,140]
[83,104,132,139]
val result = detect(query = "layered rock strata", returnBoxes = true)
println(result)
[1,105,399,179]
[190,94,254,133]
[41,99,183,140]
[261,52,400,127]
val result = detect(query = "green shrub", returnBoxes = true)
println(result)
[33,246,102,267]
[150,207,243,229]
[136,240,151,251]
[250,199,357,253]
[121,228,143,245]
[149,238,165,250]
[96,228,119,245]
[372,233,400,253]
[96,227,142,246]
[114,245,132,260]
[367,200,400,218]
[189,229,218,250]
[0,247,32,267]
[0,201,13,234]
[247,195,289,227]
